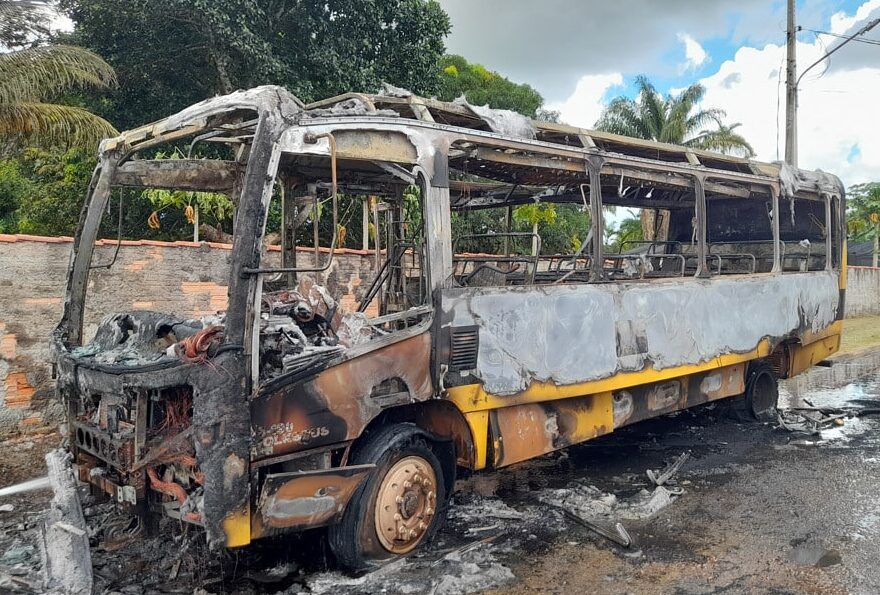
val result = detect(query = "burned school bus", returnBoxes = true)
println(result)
[52,86,845,569]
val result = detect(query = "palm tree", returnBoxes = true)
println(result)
[0,0,117,152]
[596,76,754,158]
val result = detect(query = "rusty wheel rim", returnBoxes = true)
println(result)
[374,455,437,554]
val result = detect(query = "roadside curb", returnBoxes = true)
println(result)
[782,344,880,398]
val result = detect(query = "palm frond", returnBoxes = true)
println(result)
[635,75,665,141]
[0,101,118,151]
[663,84,708,143]
[685,122,755,157]
[670,83,705,111]
[683,108,725,135]
[595,97,652,139]
[0,45,117,104]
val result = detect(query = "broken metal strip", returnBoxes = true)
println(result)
[586,155,605,282]
[770,185,783,273]
[366,305,433,327]
[62,159,116,345]
[824,192,834,272]
[113,159,241,192]
[693,175,710,278]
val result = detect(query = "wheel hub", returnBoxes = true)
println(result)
[375,456,437,554]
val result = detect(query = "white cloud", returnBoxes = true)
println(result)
[677,33,709,72]
[546,73,624,129]
[438,0,767,101]
[830,0,880,34]
[698,36,880,187]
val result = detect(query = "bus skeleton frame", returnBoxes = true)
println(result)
[48,85,846,571]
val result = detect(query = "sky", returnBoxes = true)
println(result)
[438,0,880,189]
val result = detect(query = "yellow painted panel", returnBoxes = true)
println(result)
[789,334,841,377]
[463,411,490,470]
[491,392,614,467]
[561,391,614,443]
[798,320,842,347]
[447,339,772,413]
[224,504,251,547]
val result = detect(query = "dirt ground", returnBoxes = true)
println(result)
[2,356,880,594]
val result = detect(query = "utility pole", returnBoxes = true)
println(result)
[785,1,880,167]
[784,0,798,166]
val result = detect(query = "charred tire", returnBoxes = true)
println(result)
[731,362,779,422]
[328,423,450,571]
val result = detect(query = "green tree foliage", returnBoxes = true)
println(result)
[452,204,589,255]
[0,0,117,152]
[606,216,644,253]
[7,147,96,235]
[596,76,754,157]
[0,147,198,239]
[847,182,880,267]
[438,55,544,117]
[0,158,33,232]
[60,0,451,129]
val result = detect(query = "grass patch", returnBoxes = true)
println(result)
[838,315,880,356]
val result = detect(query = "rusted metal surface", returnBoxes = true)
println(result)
[113,159,241,192]
[254,464,373,534]
[612,364,746,428]
[251,331,433,460]
[489,394,614,467]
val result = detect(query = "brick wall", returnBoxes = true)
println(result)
[0,234,377,437]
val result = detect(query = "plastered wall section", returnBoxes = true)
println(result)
[0,234,377,437]
[845,267,880,317]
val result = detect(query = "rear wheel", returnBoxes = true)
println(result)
[328,424,450,570]
[731,362,779,421]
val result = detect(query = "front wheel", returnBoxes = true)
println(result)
[328,424,450,570]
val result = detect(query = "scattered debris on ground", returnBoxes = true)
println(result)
[647,451,690,486]
[3,369,880,593]
[777,404,877,441]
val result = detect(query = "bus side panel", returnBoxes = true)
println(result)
[612,362,746,428]
[484,362,746,468]
[489,393,613,467]
[250,331,433,461]
[440,272,839,398]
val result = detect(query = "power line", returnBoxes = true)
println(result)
[806,28,880,46]
[797,18,880,88]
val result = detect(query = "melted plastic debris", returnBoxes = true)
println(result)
[379,82,413,98]
[336,312,378,347]
[777,162,845,199]
[71,312,222,367]
[305,97,399,119]
[537,482,680,522]
[453,96,536,140]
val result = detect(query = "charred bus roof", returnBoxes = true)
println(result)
[97,84,843,209]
